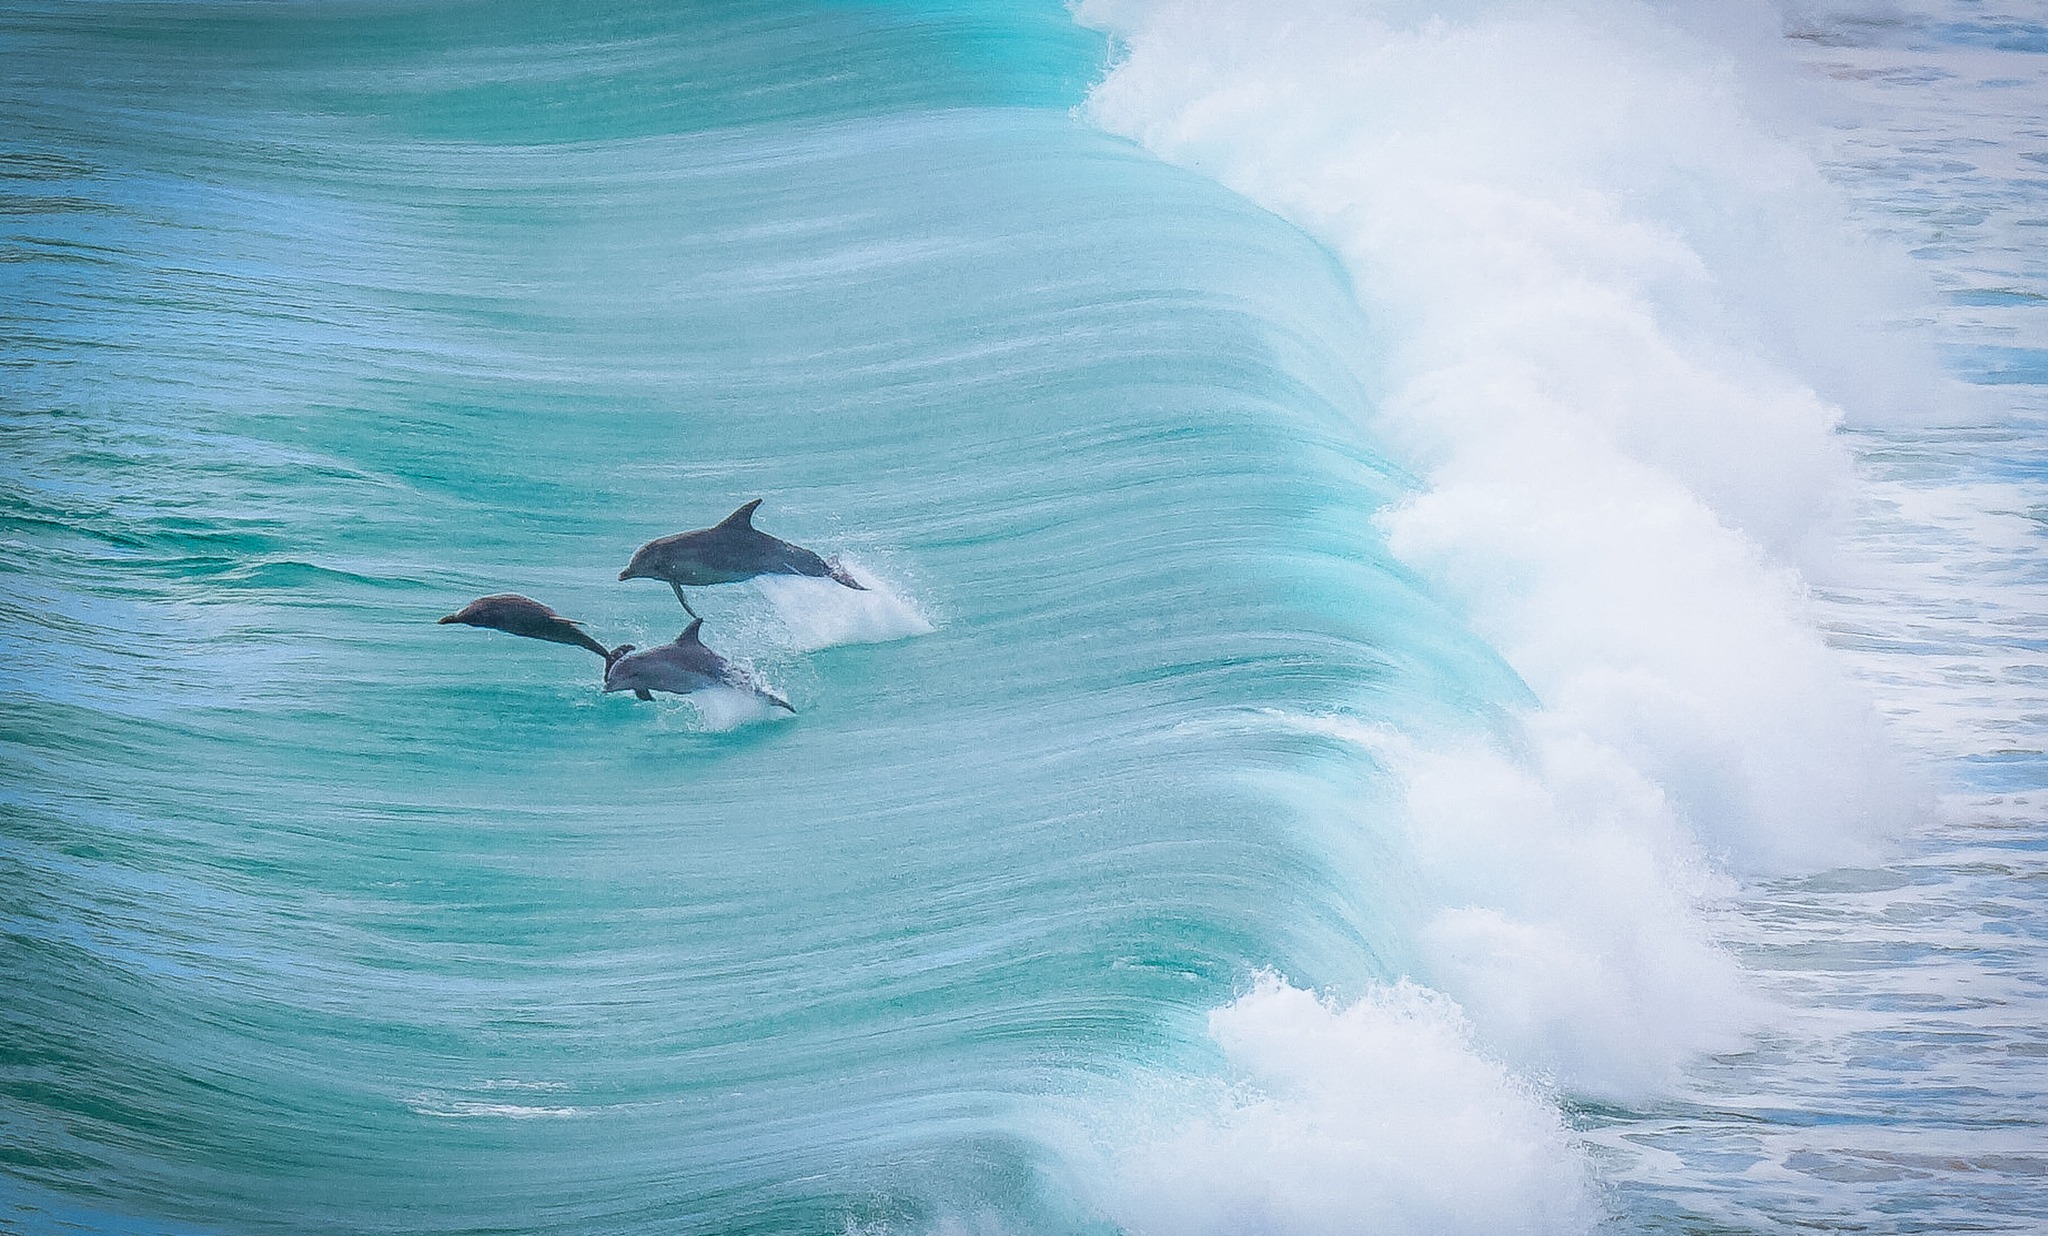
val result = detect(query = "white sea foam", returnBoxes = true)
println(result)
[1261,709,1761,1100]
[1076,0,1922,884]
[1078,0,1925,877]
[682,684,791,731]
[1393,727,1764,1097]
[405,1093,586,1120]
[1076,974,1596,1236]
[754,563,935,652]
[1076,0,1940,1221]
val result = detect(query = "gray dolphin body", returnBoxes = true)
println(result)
[439,594,633,667]
[618,499,866,616]
[602,619,795,712]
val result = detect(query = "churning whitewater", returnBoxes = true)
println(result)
[4,0,2045,1233]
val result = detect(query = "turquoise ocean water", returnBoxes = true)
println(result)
[5,2,2046,1233]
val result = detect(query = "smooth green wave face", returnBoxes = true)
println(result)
[3,4,1522,1231]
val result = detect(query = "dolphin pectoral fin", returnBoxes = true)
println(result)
[634,688,654,702]
[669,582,698,617]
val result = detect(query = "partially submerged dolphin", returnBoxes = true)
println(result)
[603,619,795,712]
[618,499,866,617]
[439,594,634,667]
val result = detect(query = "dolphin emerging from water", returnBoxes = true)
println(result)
[438,594,634,667]
[618,499,865,617]
[603,619,795,712]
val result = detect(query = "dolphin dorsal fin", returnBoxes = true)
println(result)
[678,619,705,646]
[717,499,763,531]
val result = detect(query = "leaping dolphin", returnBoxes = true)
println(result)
[618,499,866,617]
[603,619,795,712]
[439,594,634,667]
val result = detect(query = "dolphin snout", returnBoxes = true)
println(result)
[437,612,462,624]
[618,568,632,581]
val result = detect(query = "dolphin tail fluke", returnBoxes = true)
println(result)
[824,557,866,591]
[605,643,636,669]
[765,691,796,714]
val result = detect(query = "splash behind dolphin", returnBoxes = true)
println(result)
[618,499,865,617]
[602,619,795,712]
[439,594,633,666]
